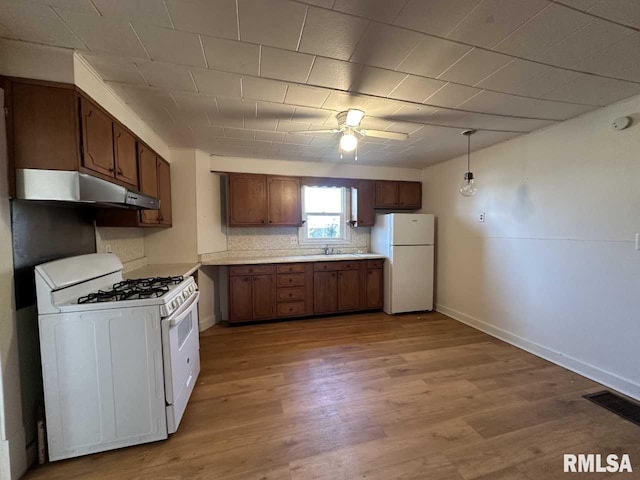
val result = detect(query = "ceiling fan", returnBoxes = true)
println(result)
[288,109,409,158]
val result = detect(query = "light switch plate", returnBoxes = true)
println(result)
[290,237,297,245]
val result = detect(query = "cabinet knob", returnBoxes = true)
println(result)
[117,167,123,175]
[289,307,293,312]
[108,166,114,172]
[289,279,293,283]
[269,220,272,223]
[261,220,265,224]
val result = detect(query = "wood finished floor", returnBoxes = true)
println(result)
[27,312,640,480]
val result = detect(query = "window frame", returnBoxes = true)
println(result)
[298,185,351,245]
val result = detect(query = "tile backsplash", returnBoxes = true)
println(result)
[95,226,147,272]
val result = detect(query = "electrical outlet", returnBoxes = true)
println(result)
[105,244,113,253]
[289,237,297,245]
[479,212,485,223]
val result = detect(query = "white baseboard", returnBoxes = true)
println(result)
[198,314,216,332]
[436,304,640,401]
[0,427,27,480]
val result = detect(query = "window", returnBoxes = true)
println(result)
[299,186,349,243]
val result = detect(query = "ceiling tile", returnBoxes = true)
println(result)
[588,0,640,26]
[207,110,243,128]
[307,57,363,90]
[260,46,315,83]
[350,22,422,70]
[0,3,84,48]
[91,0,171,27]
[349,66,406,97]
[125,101,174,123]
[282,133,314,145]
[108,82,176,107]
[321,91,370,111]
[170,107,210,126]
[493,4,592,58]
[543,75,640,106]
[81,53,146,84]
[134,24,206,67]
[242,77,288,103]
[244,117,279,131]
[394,0,480,36]
[360,97,404,117]
[291,106,332,124]
[224,127,255,140]
[536,19,632,67]
[191,69,241,96]
[557,0,600,8]
[26,0,98,13]
[574,34,640,82]
[510,67,581,98]
[0,23,17,39]
[276,120,311,133]
[475,59,549,93]
[390,104,439,123]
[201,36,259,75]
[257,101,295,120]
[255,130,285,142]
[136,60,196,92]
[191,124,225,138]
[447,0,548,48]
[165,0,237,39]
[284,84,330,107]
[171,91,218,112]
[333,0,407,23]
[455,112,556,132]
[438,48,512,85]
[424,83,481,108]
[298,7,368,60]
[388,75,445,103]
[216,97,257,117]
[58,10,148,56]
[238,0,307,50]
[396,35,471,78]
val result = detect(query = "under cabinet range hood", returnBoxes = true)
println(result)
[15,169,160,209]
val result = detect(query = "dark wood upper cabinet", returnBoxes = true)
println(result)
[139,145,160,225]
[337,270,360,311]
[267,176,300,226]
[228,173,268,226]
[313,271,338,314]
[375,181,422,209]
[351,179,375,227]
[80,96,115,178]
[113,124,138,187]
[398,182,422,209]
[157,158,172,226]
[11,82,79,171]
[375,181,398,208]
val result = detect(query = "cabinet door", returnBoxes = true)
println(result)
[267,176,300,225]
[113,124,138,187]
[138,144,159,225]
[229,276,253,322]
[252,274,275,320]
[398,182,421,209]
[228,174,268,226]
[338,269,360,311]
[366,268,383,309]
[375,181,398,208]
[353,180,375,226]
[80,97,115,177]
[313,271,338,314]
[11,83,79,171]
[157,158,172,226]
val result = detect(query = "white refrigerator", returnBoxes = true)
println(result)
[371,213,435,314]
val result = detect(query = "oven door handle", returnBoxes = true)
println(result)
[167,291,199,326]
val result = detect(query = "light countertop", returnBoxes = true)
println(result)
[202,253,385,266]
[124,263,201,279]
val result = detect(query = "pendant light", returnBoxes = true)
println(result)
[459,129,478,197]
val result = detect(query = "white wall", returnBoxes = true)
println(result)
[422,94,640,400]
[0,89,27,480]
[195,150,226,255]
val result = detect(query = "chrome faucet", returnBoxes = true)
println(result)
[323,245,335,255]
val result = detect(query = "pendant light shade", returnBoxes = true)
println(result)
[459,129,478,197]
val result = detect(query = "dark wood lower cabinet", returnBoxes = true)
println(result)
[227,260,384,323]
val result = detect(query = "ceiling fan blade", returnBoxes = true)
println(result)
[360,129,409,140]
[288,129,340,135]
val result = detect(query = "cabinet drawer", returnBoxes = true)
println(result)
[276,273,305,287]
[276,263,306,274]
[314,261,361,272]
[367,259,384,269]
[276,287,305,302]
[277,301,306,317]
[229,265,273,276]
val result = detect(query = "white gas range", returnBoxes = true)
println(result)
[35,253,201,461]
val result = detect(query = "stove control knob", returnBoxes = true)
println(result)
[183,290,189,300]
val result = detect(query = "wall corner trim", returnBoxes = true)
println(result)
[436,304,640,402]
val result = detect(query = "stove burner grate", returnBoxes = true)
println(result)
[78,276,184,304]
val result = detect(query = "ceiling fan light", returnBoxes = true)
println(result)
[339,133,358,152]
[345,109,365,127]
